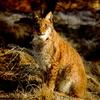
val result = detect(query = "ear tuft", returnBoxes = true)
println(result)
[45,12,53,22]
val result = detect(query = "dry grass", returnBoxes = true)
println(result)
[0,47,99,100]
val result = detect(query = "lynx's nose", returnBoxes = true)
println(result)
[40,27,51,41]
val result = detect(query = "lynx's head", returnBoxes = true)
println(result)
[32,12,53,45]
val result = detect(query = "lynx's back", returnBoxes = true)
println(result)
[32,12,87,98]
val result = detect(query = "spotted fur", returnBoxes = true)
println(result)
[32,12,87,98]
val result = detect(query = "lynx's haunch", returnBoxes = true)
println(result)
[32,12,87,98]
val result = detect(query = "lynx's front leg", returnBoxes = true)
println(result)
[47,63,60,92]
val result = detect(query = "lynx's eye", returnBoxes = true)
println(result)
[40,24,49,35]
[45,24,48,29]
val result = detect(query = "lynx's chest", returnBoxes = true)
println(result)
[32,41,54,71]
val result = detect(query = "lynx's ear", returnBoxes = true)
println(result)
[45,12,53,22]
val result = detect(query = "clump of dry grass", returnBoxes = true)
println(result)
[0,48,43,93]
[33,84,55,100]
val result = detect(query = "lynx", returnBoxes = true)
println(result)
[32,12,87,98]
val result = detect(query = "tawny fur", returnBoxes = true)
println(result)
[32,12,87,98]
